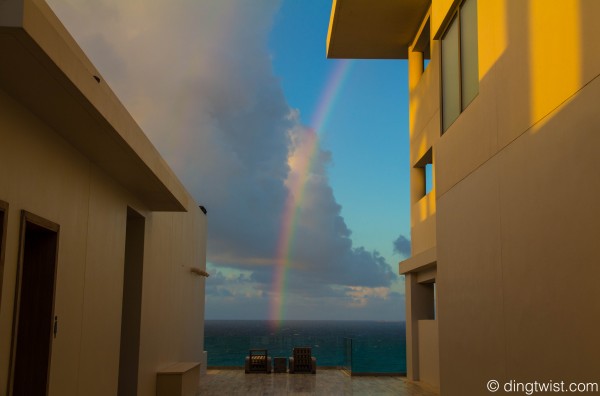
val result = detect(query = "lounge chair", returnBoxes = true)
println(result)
[289,347,316,374]
[245,349,272,373]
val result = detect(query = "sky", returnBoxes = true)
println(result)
[47,0,412,321]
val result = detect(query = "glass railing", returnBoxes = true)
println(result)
[205,333,346,367]
[344,336,406,375]
[342,337,353,372]
[205,326,406,374]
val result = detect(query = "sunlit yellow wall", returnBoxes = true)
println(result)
[436,0,600,197]
[431,0,459,39]
[409,26,440,256]
[528,2,581,130]
[0,84,206,395]
[422,0,600,394]
[410,195,436,255]
[406,10,441,389]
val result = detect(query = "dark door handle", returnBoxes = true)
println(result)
[53,315,58,338]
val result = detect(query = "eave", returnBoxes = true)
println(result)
[0,0,189,212]
[326,0,430,59]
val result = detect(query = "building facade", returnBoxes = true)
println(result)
[0,0,207,395]
[328,0,600,394]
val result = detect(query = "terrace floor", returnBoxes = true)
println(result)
[198,369,439,395]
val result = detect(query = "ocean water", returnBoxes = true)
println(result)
[204,320,406,374]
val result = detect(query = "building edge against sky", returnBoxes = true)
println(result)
[328,0,600,394]
[0,0,207,395]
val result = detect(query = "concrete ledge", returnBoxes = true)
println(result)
[157,362,200,396]
[399,247,437,274]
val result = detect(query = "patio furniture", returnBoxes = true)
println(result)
[273,357,287,373]
[289,347,316,374]
[245,349,272,373]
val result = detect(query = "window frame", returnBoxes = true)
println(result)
[440,0,479,134]
[414,148,434,199]
[0,200,8,307]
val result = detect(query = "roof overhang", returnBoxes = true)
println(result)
[0,0,190,212]
[326,0,430,59]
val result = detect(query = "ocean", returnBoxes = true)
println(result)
[204,320,406,374]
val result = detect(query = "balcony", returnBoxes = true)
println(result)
[205,330,406,375]
[198,368,440,395]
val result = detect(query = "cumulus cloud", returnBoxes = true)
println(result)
[345,286,391,308]
[393,234,411,257]
[49,0,400,319]
[49,0,289,263]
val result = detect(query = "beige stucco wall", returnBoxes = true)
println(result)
[425,0,600,394]
[417,320,439,388]
[0,73,206,395]
[437,69,600,396]
[137,210,206,396]
[0,85,92,395]
[401,0,600,394]
[403,9,440,387]
[329,0,600,393]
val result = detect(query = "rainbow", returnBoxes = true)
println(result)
[269,59,354,326]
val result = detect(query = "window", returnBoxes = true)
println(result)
[441,0,479,132]
[415,148,433,199]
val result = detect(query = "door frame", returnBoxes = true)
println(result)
[0,200,8,307]
[8,210,60,396]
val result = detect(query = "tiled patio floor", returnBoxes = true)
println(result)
[198,369,439,395]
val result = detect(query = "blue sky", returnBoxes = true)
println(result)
[269,2,411,267]
[48,0,412,321]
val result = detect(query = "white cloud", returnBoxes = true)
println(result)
[49,0,403,320]
[345,286,391,308]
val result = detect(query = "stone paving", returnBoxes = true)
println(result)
[198,369,439,395]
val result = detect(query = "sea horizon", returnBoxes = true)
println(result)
[205,318,405,322]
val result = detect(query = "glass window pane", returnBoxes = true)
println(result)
[442,15,460,131]
[461,0,479,109]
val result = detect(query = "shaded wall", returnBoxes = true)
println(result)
[0,84,206,396]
